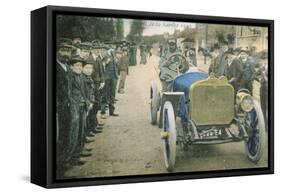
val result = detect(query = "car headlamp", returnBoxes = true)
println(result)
[236,92,254,112]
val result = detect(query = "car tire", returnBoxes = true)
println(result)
[161,101,177,172]
[244,99,266,163]
[150,81,159,125]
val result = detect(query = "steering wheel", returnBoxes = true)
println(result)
[166,52,190,73]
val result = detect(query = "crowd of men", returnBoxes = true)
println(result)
[208,41,268,128]
[159,38,268,127]
[56,38,129,178]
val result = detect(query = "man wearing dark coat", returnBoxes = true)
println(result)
[128,42,137,66]
[239,50,256,94]
[101,49,119,117]
[84,54,103,135]
[56,40,73,175]
[260,66,268,131]
[140,44,147,65]
[227,53,244,94]
[227,50,256,95]
[209,41,228,77]
[91,46,105,130]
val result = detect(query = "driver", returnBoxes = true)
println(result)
[159,38,185,92]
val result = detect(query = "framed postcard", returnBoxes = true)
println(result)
[31,5,274,188]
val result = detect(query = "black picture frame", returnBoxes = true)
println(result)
[31,5,274,188]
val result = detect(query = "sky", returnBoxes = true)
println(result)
[123,19,195,37]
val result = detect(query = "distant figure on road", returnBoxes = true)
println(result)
[140,43,147,65]
[128,42,137,66]
[147,45,152,57]
[117,48,129,94]
[159,44,163,57]
[184,47,197,66]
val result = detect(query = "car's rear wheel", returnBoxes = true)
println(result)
[244,100,266,163]
[161,101,177,172]
[150,81,159,125]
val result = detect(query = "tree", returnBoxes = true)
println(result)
[179,26,197,42]
[116,19,124,40]
[142,34,165,45]
[56,15,118,41]
[127,20,145,43]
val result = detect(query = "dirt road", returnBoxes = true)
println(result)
[64,54,268,178]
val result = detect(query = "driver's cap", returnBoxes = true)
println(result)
[168,38,176,45]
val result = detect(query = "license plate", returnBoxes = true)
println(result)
[199,129,222,139]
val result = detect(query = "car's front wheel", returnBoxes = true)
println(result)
[161,101,177,172]
[244,99,266,163]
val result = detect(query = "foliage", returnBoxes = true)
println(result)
[56,15,117,41]
[116,19,124,40]
[126,20,145,42]
[142,34,166,45]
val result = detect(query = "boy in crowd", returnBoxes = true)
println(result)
[83,55,102,139]
[67,54,92,166]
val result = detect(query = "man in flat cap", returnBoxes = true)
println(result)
[101,49,119,117]
[239,50,256,94]
[73,37,82,48]
[79,42,92,60]
[221,48,235,77]
[128,42,137,66]
[227,49,255,94]
[90,45,106,129]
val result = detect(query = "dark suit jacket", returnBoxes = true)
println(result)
[104,60,118,80]
[69,72,89,105]
[93,56,105,83]
[227,58,244,90]
[118,55,129,71]
[240,58,256,86]
[56,61,70,110]
[82,74,95,103]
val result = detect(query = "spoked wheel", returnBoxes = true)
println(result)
[161,101,177,172]
[150,81,160,125]
[244,100,266,163]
